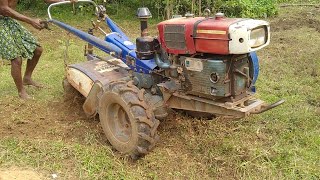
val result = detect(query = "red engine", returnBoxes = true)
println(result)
[157,13,270,55]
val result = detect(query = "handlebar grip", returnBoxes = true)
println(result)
[40,20,51,30]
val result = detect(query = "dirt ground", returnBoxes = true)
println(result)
[0,5,318,147]
[0,168,45,180]
[0,5,319,180]
[0,95,99,140]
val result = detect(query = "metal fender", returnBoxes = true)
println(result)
[83,81,103,118]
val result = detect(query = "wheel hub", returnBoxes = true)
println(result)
[107,103,132,143]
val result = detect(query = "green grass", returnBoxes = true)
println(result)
[277,0,319,3]
[0,138,139,179]
[0,5,319,180]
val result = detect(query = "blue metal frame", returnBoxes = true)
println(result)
[250,52,259,85]
[104,17,157,74]
[249,52,260,93]
[105,17,129,40]
[50,18,158,74]
[50,19,122,56]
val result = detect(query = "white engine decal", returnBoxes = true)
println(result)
[94,61,119,73]
[185,58,203,72]
[124,41,134,46]
[94,59,128,73]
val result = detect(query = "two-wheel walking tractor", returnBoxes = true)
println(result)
[47,0,284,159]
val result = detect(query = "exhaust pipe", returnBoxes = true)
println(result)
[136,7,155,60]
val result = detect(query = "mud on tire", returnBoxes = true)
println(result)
[99,81,160,159]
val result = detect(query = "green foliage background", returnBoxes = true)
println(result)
[18,0,319,19]
[17,0,285,19]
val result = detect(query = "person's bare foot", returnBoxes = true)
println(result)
[23,77,43,88]
[18,89,31,99]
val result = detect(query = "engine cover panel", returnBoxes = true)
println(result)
[184,57,230,97]
[182,55,250,99]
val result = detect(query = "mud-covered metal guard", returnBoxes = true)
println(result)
[251,99,285,114]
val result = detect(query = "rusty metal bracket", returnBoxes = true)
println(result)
[251,99,285,114]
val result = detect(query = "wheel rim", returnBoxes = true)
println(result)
[106,103,132,143]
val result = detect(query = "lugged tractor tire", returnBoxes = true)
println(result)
[99,81,160,159]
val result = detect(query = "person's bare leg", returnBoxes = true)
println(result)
[23,46,43,87]
[11,58,30,99]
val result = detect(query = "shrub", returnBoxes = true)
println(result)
[17,0,278,19]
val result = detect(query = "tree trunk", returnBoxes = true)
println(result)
[192,0,195,14]
[166,0,171,19]
[198,0,202,16]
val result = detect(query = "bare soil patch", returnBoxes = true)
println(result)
[272,7,320,32]
[0,167,45,180]
[0,96,106,145]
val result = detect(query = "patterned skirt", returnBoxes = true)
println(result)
[0,16,40,60]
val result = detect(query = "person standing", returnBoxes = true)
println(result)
[0,0,77,99]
